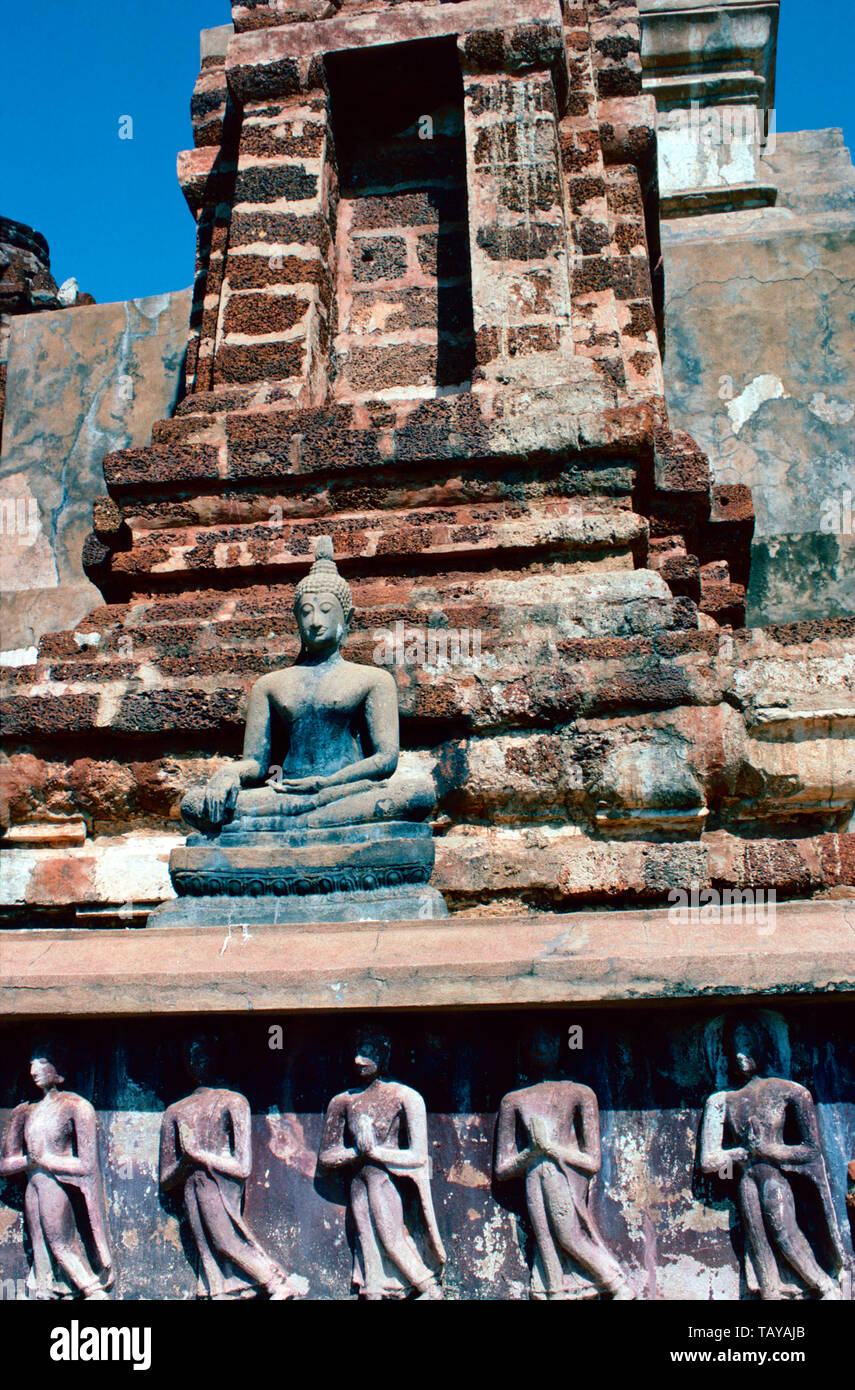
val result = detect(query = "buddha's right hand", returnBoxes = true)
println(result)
[202,768,241,826]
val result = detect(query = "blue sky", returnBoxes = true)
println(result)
[1,0,853,305]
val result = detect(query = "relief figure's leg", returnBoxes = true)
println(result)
[350,1170,386,1298]
[525,1165,567,1296]
[32,1174,102,1296]
[540,1165,630,1296]
[25,1178,56,1297]
[362,1165,437,1294]
[184,1175,226,1297]
[760,1172,839,1297]
[193,1176,285,1295]
[738,1169,782,1299]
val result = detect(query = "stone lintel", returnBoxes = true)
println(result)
[226,0,564,100]
[2,899,854,1018]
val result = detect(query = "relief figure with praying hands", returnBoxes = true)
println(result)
[318,1029,445,1299]
[0,1044,113,1300]
[159,1036,307,1300]
[699,1014,846,1301]
[494,1025,634,1300]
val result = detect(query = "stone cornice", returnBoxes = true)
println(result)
[2,899,854,1017]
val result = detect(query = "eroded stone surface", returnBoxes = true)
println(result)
[659,130,855,624]
[0,292,191,655]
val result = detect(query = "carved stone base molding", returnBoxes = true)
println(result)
[147,819,445,925]
[149,884,448,928]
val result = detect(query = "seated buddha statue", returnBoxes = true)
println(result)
[180,537,436,836]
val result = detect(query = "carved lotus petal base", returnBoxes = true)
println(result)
[166,820,438,904]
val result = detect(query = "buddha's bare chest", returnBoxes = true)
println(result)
[270,672,368,721]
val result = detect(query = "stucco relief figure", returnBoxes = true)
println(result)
[318,1030,445,1299]
[0,1046,113,1300]
[699,1015,846,1300]
[494,1027,633,1300]
[180,536,435,833]
[159,1038,306,1300]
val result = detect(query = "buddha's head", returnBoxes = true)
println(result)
[30,1041,66,1093]
[294,537,353,659]
[352,1028,391,1083]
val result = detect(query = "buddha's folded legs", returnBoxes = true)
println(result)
[292,766,435,828]
[181,766,436,832]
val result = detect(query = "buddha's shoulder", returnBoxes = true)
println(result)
[341,659,397,690]
[326,1087,358,1110]
[249,668,292,693]
[759,1076,810,1099]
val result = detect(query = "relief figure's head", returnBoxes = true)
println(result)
[30,1042,67,1093]
[293,537,353,659]
[521,1021,562,1078]
[723,1013,781,1083]
[183,1034,220,1086]
[352,1029,391,1083]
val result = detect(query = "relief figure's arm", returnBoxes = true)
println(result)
[700,1092,747,1174]
[191,1095,253,1183]
[494,1098,534,1182]
[0,1106,29,1176]
[755,1090,822,1167]
[318,1097,358,1169]
[159,1113,185,1191]
[46,1101,99,1179]
[544,1093,601,1175]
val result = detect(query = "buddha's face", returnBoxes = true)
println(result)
[295,592,347,655]
[31,1056,62,1090]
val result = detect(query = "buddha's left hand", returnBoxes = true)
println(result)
[273,775,326,794]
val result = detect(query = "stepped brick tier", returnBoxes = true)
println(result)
[1,0,854,1304]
